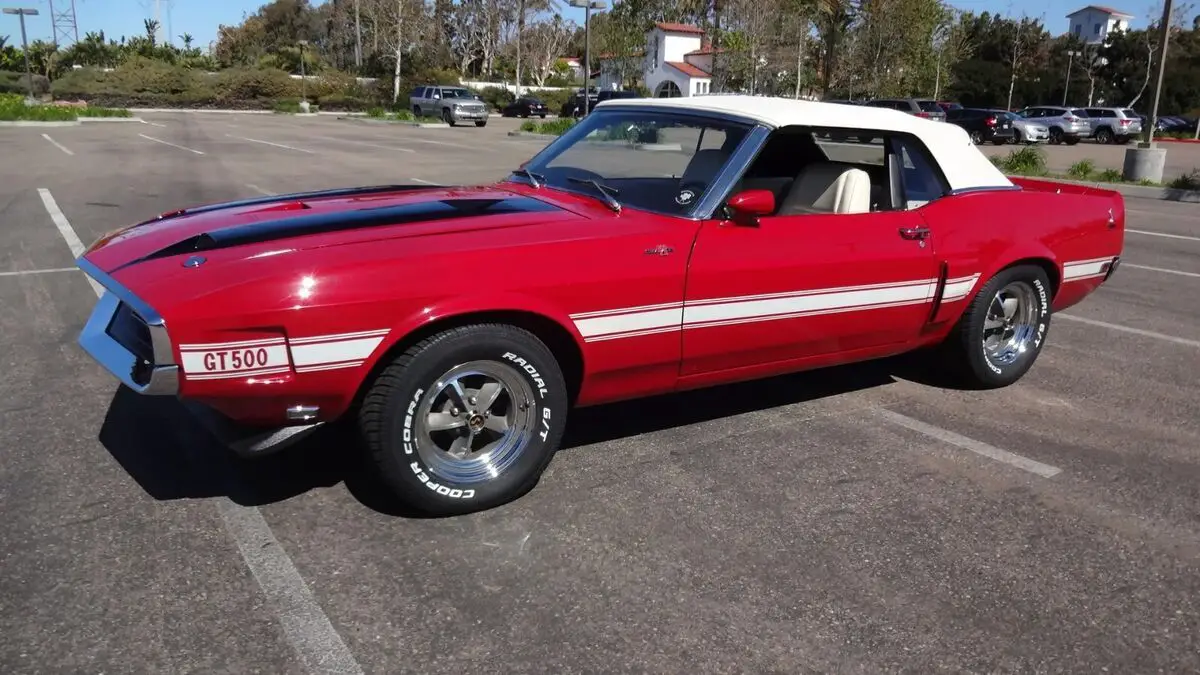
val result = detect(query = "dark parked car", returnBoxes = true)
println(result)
[860,97,948,122]
[501,97,549,118]
[560,89,640,118]
[945,107,1017,145]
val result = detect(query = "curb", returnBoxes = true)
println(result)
[1012,174,1200,203]
[506,131,562,141]
[78,116,145,123]
[0,120,81,127]
[337,116,450,128]
[1157,137,1200,144]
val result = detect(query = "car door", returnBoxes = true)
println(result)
[680,133,940,377]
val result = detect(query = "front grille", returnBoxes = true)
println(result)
[106,301,155,383]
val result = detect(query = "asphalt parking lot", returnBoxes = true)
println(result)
[1,112,1198,674]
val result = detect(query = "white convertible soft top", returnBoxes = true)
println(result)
[595,95,1015,193]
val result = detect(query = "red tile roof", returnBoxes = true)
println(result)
[655,22,705,35]
[666,61,710,78]
[1066,5,1134,18]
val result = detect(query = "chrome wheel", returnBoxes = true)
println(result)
[982,281,1039,366]
[414,360,537,484]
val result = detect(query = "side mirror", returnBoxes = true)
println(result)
[724,189,775,226]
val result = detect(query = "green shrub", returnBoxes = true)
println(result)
[1168,169,1200,190]
[520,117,576,135]
[1096,168,1123,182]
[78,106,132,117]
[478,86,514,112]
[533,88,574,115]
[519,120,537,132]
[1066,159,1095,180]
[0,93,79,120]
[0,71,50,97]
[997,145,1047,176]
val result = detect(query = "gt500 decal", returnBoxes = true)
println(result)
[179,338,290,380]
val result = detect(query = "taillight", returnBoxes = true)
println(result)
[917,111,931,118]
[1119,118,1131,126]
[1064,114,1078,122]
[986,116,997,126]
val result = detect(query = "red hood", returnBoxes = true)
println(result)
[81,183,582,274]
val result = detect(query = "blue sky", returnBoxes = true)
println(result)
[0,0,1182,52]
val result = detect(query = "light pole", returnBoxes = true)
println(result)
[297,40,309,108]
[569,0,605,117]
[1062,49,1080,106]
[2,8,39,102]
[1122,0,1173,182]
[1145,0,1173,145]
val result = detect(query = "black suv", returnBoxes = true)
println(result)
[560,89,640,118]
[945,107,1016,145]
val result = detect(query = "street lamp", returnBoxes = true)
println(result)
[297,40,309,110]
[1062,49,1081,106]
[2,8,39,103]
[1123,0,1174,183]
[568,0,606,116]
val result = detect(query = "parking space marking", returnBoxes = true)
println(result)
[245,183,274,196]
[1127,228,1200,242]
[876,408,1063,478]
[227,134,315,154]
[410,177,438,185]
[404,137,477,150]
[145,121,168,128]
[1056,313,1200,348]
[1124,263,1200,279]
[37,187,362,675]
[0,266,79,277]
[41,134,73,156]
[309,135,415,154]
[138,133,205,155]
[36,189,101,296]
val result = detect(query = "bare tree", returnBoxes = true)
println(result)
[524,16,573,86]
[1128,0,1196,107]
[1005,10,1041,111]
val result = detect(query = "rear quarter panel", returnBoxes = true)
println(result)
[918,181,1124,330]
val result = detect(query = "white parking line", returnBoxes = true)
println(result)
[1127,228,1200,242]
[36,189,102,296]
[227,134,315,154]
[35,187,363,675]
[404,137,476,151]
[1123,263,1200,279]
[310,135,415,154]
[41,134,74,155]
[0,266,79,277]
[138,133,205,155]
[410,177,438,185]
[1056,313,1200,348]
[245,183,274,196]
[876,408,1062,478]
[145,121,168,128]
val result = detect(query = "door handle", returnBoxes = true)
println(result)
[899,227,930,240]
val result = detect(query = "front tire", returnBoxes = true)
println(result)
[475,120,487,127]
[359,324,568,516]
[941,265,1052,389]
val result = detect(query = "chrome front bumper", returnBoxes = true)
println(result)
[77,257,180,395]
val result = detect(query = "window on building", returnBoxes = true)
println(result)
[1074,24,1082,36]
[1094,22,1101,34]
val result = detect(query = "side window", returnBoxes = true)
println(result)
[891,136,948,209]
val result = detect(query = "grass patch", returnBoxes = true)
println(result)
[994,145,1048,176]
[1167,169,1200,191]
[272,99,318,114]
[0,93,129,121]
[519,117,576,135]
[1096,168,1123,182]
[1066,159,1096,180]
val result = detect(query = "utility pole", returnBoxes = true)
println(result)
[1062,49,1079,106]
[569,0,605,116]
[1145,0,1173,144]
[2,8,39,102]
[354,0,363,69]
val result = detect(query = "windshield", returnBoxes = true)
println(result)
[518,109,754,217]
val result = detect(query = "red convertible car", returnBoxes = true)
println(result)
[77,96,1124,514]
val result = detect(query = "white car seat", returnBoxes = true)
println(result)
[777,163,873,215]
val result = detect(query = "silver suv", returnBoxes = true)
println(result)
[1013,106,1090,145]
[1082,107,1143,144]
[409,85,489,127]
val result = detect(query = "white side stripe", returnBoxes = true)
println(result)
[179,337,287,350]
[289,336,385,367]
[939,274,981,302]
[682,280,937,326]
[573,307,684,340]
[288,328,390,345]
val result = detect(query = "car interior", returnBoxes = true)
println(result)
[678,125,896,216]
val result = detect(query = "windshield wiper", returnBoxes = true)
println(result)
[511,168,545,188]
[566,177,621,213]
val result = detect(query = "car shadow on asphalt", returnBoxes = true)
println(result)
[96,350,958,518]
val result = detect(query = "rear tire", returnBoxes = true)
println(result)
[1096,127,1114,144]
[359,324,568,516]
[939,265,1052,389]
[475,120,487,127]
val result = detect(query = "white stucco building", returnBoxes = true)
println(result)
[1066,5,1133,44]
[598,22,717,97]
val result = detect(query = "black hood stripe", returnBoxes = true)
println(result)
[116,196,562,271]
[140,183,448,225]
